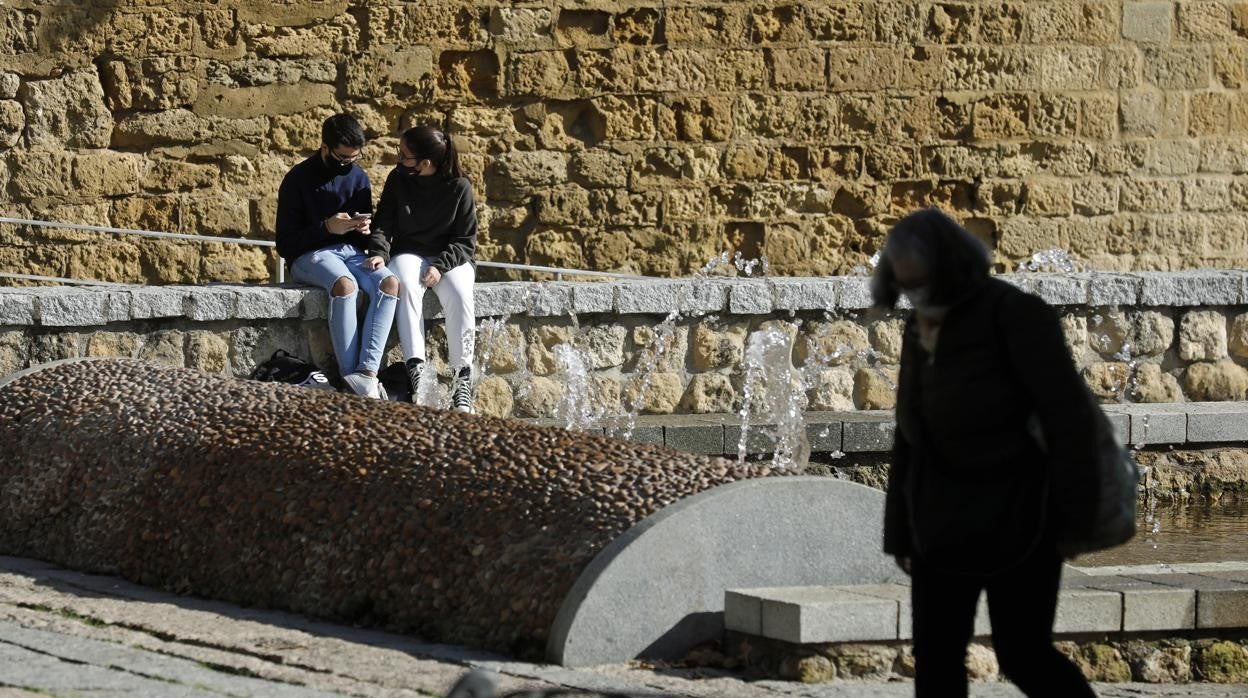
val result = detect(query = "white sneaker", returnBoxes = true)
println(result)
[342,372,382,399]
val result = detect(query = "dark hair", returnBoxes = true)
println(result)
[321,113,365,150]
[401,124,464,180]
[870,207,991,308]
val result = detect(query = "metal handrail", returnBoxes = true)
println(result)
[0,216,656,285]
[0,272,136,288]
[477,260,648,281]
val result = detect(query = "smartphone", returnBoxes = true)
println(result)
[350,212,372,220]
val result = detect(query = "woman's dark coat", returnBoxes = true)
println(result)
[884,277,1099,574]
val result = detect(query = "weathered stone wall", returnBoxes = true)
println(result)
[5,272,1248,419]
[2,1,1248,284]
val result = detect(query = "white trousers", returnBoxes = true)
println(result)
[388,254,475,370]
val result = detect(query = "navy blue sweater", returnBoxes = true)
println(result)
[275,153,389,267]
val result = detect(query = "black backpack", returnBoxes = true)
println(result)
[248,350,333,390]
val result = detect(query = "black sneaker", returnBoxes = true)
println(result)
[451,367,473,414]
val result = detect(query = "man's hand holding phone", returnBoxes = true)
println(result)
[326,212,372,235]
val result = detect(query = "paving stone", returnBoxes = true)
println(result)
[1024,273,1089,305]
[1124,572,1248,591]
[104,290,133,323]
[0,291,35,326]
[728,281,772,315]
[475,282,529,316]
[36,288,109,327]
[615,280,685,315]
[1123,588,1197,631]
[1053,588,1122,633]
[834,277,873,310]
[527,283,573,317]
[622,425,663,446]
[663,416,725,454]
[837,583,912,640]
[725,422,778,456]
[724,589,766,636]
[1196,588,1248,629]
[0,640,217,697]
[1104,411,1130,444]
[841,413,894,452]
[234,286,305,320]
[1185,402,1248,442]
[755,586,898,644]
[572,283,613,313]
[0,622,337,698]
[1140,270,1241,306]
[298,287,328,320]
[183,287,237,321]
[1102,404,1187,445]
[1087,273,1143,307]
[684,280,729,315]
[771,279,837,311]
[1075,575,1197,631]
[805,414,843,452]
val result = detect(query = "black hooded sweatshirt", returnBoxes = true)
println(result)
[372,169,477,273]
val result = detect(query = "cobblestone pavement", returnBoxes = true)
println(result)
[0,557,1243,698]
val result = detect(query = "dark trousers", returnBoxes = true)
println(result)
[910,543,1096,697]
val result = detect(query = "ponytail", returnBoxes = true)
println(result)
[401,124,464,181]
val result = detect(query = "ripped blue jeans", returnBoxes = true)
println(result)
[291,243,397,377]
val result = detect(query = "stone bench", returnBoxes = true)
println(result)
[724,562,1248,644]
[534,402,1248,457]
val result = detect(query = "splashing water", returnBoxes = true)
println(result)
[733,251,770,277]
[1016,248,1084,273]
[552,343,602,431]
[613,252,741,440]
[474,317,508,383]
[738,324,810,470]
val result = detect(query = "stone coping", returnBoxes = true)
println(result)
[726,561,1248,643]
[3,270,1248,327]
[538,402,1248,455]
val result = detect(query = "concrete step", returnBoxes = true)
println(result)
[725,563,1248,644]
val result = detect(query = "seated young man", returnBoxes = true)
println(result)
[275,112,399,398]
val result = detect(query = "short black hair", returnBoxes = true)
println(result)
[321,113,365,150]
[870,207,991,308]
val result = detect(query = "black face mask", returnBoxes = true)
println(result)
[323,153,354,174]
[398,163,420,176]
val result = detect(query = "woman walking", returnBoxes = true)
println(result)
[873,208,1098,697]
[374,125,477,412]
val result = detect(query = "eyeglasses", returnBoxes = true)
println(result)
[396,150,419,166]
[328,150,362,165]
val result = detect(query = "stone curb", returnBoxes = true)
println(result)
[5,270,1248,327]
[726,566,1248,644]
[535,402,1246,456]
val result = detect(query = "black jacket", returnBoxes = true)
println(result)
[884,277,1098,574]
[274,153,389,267]
[373,171,477,274]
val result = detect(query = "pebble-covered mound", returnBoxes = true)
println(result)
[0,359,769,658]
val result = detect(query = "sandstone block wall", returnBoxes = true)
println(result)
[2,1,1248,284]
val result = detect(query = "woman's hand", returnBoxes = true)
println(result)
[422,266,442,288]
[364,256,385,271]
